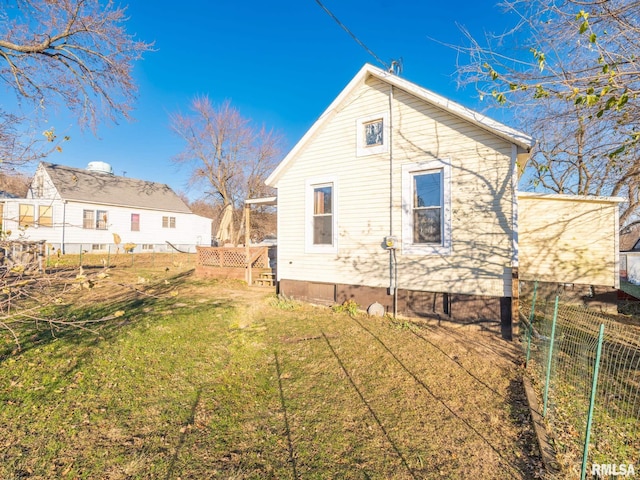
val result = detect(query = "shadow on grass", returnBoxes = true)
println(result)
[274,351,299,480]
[350,317,531,479]
[0,269,205,364]
[321,330,419,480]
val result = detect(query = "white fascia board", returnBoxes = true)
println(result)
[265,65,372,187]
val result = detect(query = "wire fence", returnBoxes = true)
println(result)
[44,250,197,270]
[519,281,640,479]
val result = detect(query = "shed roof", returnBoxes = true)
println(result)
[266,63,535,186]
[40,162,192,213]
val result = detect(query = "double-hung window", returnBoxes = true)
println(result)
[19,204,35,227]
[306,177,337,253]
[38,205,53,227]
[162,216,176,228]
[83,210,95,229]
[402,160,451,255]
[131,213,140,231]
[96,210,108,230]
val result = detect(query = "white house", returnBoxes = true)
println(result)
[0,162,212,254]
[265,64,621,335]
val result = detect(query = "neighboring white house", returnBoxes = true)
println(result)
[0,162,212,254]
[265,64,621,334]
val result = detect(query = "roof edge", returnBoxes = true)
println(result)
[266,64,534,187]
[517,192,625,203]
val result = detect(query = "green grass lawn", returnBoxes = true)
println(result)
[0,268,543,479]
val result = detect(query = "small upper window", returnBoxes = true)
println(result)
[131,213,140,232]
[364,119,383,147]
[357,112,389,157]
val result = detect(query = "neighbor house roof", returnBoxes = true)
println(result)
[39,162,192,213]
[266,63,535,186]
[620,221,640,252]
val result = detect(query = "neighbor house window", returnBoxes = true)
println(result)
[305,177,337,253]
[92,244,106,251]
[356,112,389,157]
[162,216,176,228]
[142,244,154,251]
[131,213,140,231]
[19,204,34,227]
[38,205,53,227]
[96,210,108,230]
[402,160,451,255]
[83,210,95,229]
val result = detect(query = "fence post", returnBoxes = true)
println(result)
[580,323,605,480]
[526,280,538,366]
[79,244,83,266]
[543,296,559,417]
[107,245,111,268]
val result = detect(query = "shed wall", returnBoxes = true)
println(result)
[518,195,619,287]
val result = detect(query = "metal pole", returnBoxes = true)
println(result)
[581,323,605,480]
[107,244,111,268]
[543,296,559,416]
[79,244,83,266]
[526,280,538,366]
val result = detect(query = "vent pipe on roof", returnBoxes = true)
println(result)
[86,161,114,175]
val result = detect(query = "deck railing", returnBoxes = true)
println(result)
[195,246,270,269]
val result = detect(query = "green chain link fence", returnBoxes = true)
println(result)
[519,281,640,479]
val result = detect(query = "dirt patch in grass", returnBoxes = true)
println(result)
[0,268,546,479]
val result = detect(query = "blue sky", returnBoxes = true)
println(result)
[35,0,519,199]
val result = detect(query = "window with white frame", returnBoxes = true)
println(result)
[83,210,94,229]
[92,244,106,251]
[402,160,451,255]
[96,210,108,230]
[306,178,337,253]
[19,204,34,227]
[38,205,53,227]
[162,216,176,228]
[356,112,389,157]
[131,213,140,231]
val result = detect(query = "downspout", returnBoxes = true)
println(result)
[511,145,519,336]
[62,200,67,254]
[389,84,398,319]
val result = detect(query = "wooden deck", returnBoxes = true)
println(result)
[195,246,275,286]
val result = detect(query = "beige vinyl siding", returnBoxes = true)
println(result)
[276,77,516,297]
[518,194,620,287]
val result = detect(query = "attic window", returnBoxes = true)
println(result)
[356,112,389,157]
[364,119,383,146]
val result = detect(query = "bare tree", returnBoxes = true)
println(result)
[170,97,282,244]
[0,0,152,166]
[456,0,640,224]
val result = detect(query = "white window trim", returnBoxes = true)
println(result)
[401,159,452,255]
[305,176,338,254]
[356,112,389,157]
